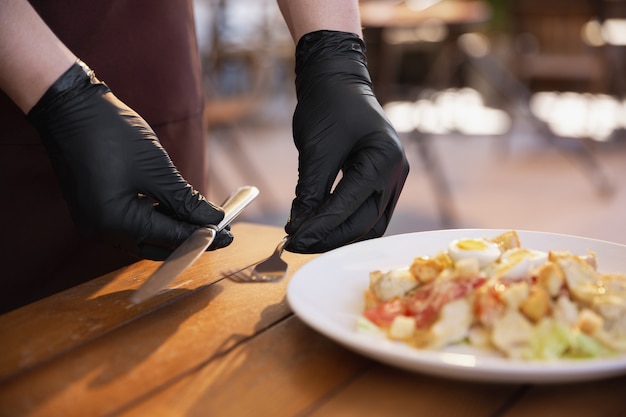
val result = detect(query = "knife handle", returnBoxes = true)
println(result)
[216,186,260,231]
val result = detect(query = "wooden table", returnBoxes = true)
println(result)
[1,222,625,416]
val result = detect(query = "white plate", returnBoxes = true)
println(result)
[287,229,626,384]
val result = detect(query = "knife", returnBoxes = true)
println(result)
[130,185,260,304]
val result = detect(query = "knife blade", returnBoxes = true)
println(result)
[130,185,260,304]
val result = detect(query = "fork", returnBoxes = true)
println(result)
[227,237,288,282]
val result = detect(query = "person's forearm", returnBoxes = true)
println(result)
[276,0,362,43]
[0,0,76,113]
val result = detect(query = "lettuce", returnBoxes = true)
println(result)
[356,316,384,335]
[528,319,612,359]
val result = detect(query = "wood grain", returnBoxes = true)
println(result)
[0,223,289,381]
[119,316,373,417]
[501,376,626,416]
[307,365,523,417]
[0,224,312,416]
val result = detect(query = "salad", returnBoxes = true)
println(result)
[358,231,626,360]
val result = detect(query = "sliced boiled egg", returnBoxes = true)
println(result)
[448,237,501,268]
[495,247,548,280]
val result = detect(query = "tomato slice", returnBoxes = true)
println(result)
[364,276,487,329]
[407,276,486,328]
[363,298,407,327]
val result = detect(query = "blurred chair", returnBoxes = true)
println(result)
[508,0,609,94]
[595,0,626,98]
[454,2,616,196]
[361,0,616,227]
[505,0,615,195]
[360,0,492,102]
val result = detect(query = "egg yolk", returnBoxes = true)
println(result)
[456,239,489,251]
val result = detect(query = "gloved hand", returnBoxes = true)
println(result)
[27,61,233,260]
[285,30,410,253]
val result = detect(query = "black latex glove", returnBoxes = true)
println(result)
[27,61,233,260]
[285,31,410,253]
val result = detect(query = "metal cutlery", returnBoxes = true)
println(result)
[227,236,288,282]
[130,185,259,303]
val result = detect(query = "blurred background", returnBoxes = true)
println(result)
[193,0,626,245]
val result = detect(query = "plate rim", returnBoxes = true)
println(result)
[287,228,626,384]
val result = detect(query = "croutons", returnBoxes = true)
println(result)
[557,255,600,304]
[489,230,521,251]
[501,281,530,310]
[520,286,551,322]
[583,250,598,270]
[363,288,380,310]
[577,308,604,335]
[535,261,565,297]
[548,250,573,263]
[409,252,451,283]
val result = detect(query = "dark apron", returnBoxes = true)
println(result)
[0,0,206,312]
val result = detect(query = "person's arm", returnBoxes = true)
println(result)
[276,0,362,42]
[276,0,410,253]
[0,0,76,112]
[0,0,232,260]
